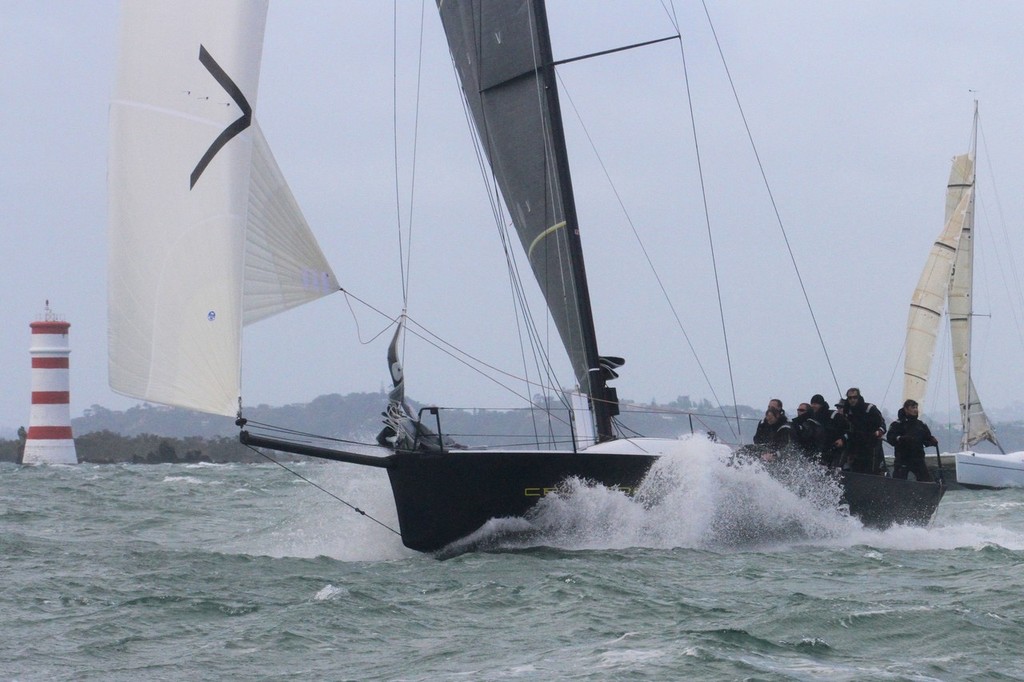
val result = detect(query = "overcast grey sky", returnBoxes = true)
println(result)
[4,1,1024,437]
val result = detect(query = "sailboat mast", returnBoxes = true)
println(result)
[960,101,979,448]
[530,0,618,441]
[948,100,1002,452]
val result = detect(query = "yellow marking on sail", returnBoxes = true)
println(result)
[527,221,566,261]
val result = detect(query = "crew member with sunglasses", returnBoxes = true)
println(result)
[842,387,886,474]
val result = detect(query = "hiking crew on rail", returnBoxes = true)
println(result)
[747,388,939,479]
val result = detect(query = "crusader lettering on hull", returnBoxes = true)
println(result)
[525,485,635,497]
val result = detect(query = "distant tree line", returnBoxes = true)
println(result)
[0,428,26,463]
[0,430,265,464]
[2,392,1020,464]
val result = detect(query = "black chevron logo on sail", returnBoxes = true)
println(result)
[190,45,252,189]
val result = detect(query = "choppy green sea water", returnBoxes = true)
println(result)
[3,442,1023,681]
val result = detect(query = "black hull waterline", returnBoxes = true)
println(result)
[241,432,945,553]
[386,448,655,552]
[388,455,945,551]
[838,470,945,529]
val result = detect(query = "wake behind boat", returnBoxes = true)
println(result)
[108,0,944,554]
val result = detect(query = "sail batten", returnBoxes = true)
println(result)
[108,0,337,416]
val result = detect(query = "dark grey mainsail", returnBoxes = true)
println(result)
[437,0,620,439]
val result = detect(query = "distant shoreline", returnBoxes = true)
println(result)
[3,392,1021,457]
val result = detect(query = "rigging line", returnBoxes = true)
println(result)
[527,3,557,365]
[667,0,737,433]
[242,442,400,537]
[611,406,729,444]
[351,21,579,437]
[391,2,408,306]
[342,289,399,346]
[974,195,1020,341]
[451,437,579,449]
[444,48,568,427]
[490,187,570,437]
[880,332,908,410]
[675,13,741,437]
[446,154,566,427]
[503,224,571,442]
[468,199,567,439]
[503,221,577,416]
[399,304,564,404]
[700,0,841,399]
[444,35,577,427]
[978,119,1024,350]
[551,34,680,68]
[388,1,428,308]
[341,262,571,418]
[501,222,550,445]
[554,73,737,441]
[401,315,574,429]
[402,0,428,308]
[527,0,593,402]
[461,114,558,419]
[655,2,732,444]
[242,420,374,447]
[958,110,980,449]
[486,168,572,416]
[392,2,428,374]
[615,421,647,440]
[930,311,953,428]
[660,0,681,31]
[343,277,573,440]
[619,403,760,425]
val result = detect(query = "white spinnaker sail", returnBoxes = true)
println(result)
[902,154,972,406]
[108,0,337,416]
[243,122,337,325]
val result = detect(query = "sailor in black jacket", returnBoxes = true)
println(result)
[793,395,847,465]
[886,399,938,482]
[752,406,791,460]
[843,387,886,474]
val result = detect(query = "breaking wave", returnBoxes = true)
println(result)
[452,436,1024,555]
[500,437,859,551]
[242,438,1024,560]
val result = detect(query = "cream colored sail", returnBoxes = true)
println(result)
[903,103,1001,451]
[108,0,337,416]
[901,157,971,406]
[947,145,1000,450]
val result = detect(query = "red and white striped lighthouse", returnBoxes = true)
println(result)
[22,301,78,465]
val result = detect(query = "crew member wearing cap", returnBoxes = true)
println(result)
[794,394,847,464]
[843,387,886,474]
[829,399,850,467]
[886,399,938,482]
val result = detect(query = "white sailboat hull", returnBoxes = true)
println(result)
[954,451,1024,489]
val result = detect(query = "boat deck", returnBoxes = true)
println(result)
[883,454,960,488]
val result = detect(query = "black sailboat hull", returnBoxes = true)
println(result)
[839,470,945,528]
[386,449,657,552]
[239,430,945,552]
[386,450,946,553]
